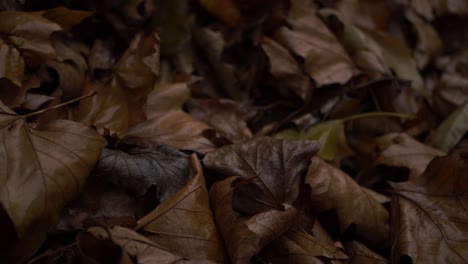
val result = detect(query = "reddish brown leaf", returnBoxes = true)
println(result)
[137,155,227,262]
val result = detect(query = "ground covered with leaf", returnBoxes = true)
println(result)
[0,0,467,263]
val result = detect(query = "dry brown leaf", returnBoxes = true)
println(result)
[198,0,241,27]
[0,101,106,262]
[124,83,215,153]
[376,133,445,180]
[189,98,254,142]
[261,37,312,100]
[137,155,227,262]
[0,11,59,68]
[203,137,319,214]
[390,155,468,263]
[38,7,92,31]
[306,157,390,245]
[210,176,299,263]
[274,0,357,87]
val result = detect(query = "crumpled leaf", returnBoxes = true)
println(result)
[0,101,106,261]
[203,137,319,214]
[261,37,311,100]
[320,9,425,96]
[137,155,227,262]
[390,155,468,263]
[94,146,190,201]
[344,240,388,264]
[189,98,254,142]
[123,83,215,153]
[306,157,390,245]
[376,133,444,180]
[274,0,357,87]
[427,101,468,152]
[210,176,299,263]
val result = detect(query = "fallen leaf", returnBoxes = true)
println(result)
[376,133,444,180]
[390,155,468,263]
[274,0,357,87]
[319,9,425,96]
[210,176,299,263]
[198,0,241,27]
[94,146,190,201]
[427,101,468,152]
[306,157,390,245]
[203,137,319,214]
[123,83,215,153]
[260,227,349,263]
[0,101,106,262]
[137,155,227,262]
[344,240,388,264]
[261,37,311,100]
[189,98,254,142]
[38,7,92,31]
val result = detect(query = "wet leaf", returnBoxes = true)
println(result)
[137,155,227,262]
[390,155,468,263]
[94,146,190,201]
[306,157,390,245]
[0,101,106,261]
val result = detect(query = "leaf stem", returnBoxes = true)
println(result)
[21,91,97,119]
[342,112,415,122]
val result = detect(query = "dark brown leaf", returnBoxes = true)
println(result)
[95,146,190,201]
[203,137,319,214]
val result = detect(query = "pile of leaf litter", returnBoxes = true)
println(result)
[0,0,467,263]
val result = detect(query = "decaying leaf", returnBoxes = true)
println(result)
[0,101,106,261]
[306,157,390,245]
[137,155,227,262]
[390,155,468,263]
[94,146,190,201]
